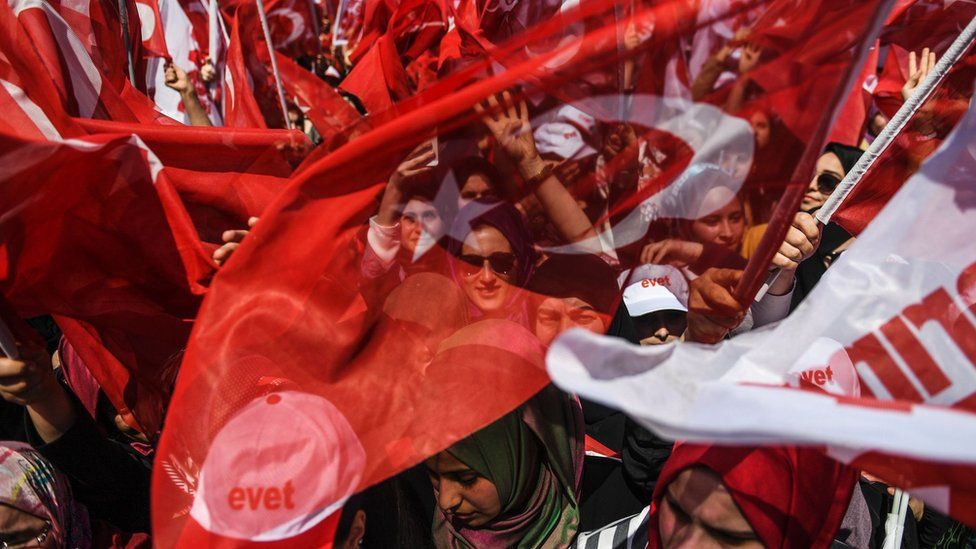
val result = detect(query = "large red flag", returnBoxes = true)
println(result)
[152,0,891,545]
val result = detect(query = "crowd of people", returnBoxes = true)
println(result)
[0,3,973,547]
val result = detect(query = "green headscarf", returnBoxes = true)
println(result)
[433,386,583,548]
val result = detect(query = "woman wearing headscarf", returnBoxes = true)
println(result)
[637,164,749,275]
[648,443,858,548]
[426,385,584,548]
[0,441,148,548]
[446,199,538,324]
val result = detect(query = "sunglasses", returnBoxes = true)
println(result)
[815,172,842,195]
[633,311,688,339]
[456,252,517,278]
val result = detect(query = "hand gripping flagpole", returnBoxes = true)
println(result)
[753,14,976,302]
[255,0,294,129]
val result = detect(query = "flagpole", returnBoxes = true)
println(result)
[0,318,19,360]
[752,14,976,302]
[255,0,293,129]
[209,0,219,68]
[117,0,137,83]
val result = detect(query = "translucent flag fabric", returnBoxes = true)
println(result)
[150,0,893,544]
[548,97,976,526]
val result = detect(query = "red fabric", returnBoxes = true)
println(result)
[134,0,171,59]
[150,2,893,544]
[647,444,857,549]
[0,130,207,436]
[224,13,271,128]
[827,42,879,146]
[339,0,449,113]
[275,52,362,141]
[731,0,892,302]
[222,0,320,57]
[832,1,976,236]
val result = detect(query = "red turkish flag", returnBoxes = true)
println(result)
[151,0,892,545]
[223,0,320,58]
[134,0,170,59]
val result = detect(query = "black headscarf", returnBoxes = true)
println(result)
[823,142,863,175]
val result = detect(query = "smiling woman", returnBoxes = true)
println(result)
[447,200,538,323]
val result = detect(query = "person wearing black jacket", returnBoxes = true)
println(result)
[0,341,152,534]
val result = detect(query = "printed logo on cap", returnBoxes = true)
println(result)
[786,337,860,397]
[189,391,366,542]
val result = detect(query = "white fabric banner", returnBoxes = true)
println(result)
[548,97,976,521]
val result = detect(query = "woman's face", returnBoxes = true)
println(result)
[0,503,55,548]
[688,198,745,252]
[749,111,771,150]
[801,152,845,212]
[534,297,608,347]
[425,451,502,528]
[400,199,444,255]
[458,174,497,209]
[456,226,519,315]
[658,467,761,548]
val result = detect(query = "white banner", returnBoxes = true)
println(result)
[548,96,976,521]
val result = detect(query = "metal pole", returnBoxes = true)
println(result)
[0,318,19,359]
[117,0,137,83]
[817,14,976,225]
[255,0,293,129]
[209,0,219,67]
[753,15,976,302]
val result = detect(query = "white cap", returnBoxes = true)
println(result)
[190,390,365,542]
[620,265,689,317]
[533,105,598,160]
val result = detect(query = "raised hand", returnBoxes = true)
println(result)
[0,343,60,407]
[200,58,216,83]
[474,91,539,167]
[389,140,436,189]
[738,41,763,75]
[902,48,937,102]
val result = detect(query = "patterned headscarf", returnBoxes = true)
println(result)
[0,441,91,548]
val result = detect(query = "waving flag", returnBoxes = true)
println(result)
[548,98,976,526]
[135,0,170,59]
[151,0,892,544]
[832,1,976,235]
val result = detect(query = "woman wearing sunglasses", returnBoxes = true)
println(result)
[741,142,862,260]
[447,200,538,323]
